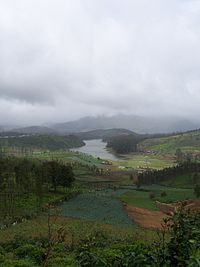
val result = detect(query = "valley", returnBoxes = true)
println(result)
[0,127,200,266]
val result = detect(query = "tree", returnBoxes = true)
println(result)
[194,184,200,198]
[44,161,75,192]
[57,164,74,189]
[193,172,200,184]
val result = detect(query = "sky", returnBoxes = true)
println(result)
[0,0,200,125]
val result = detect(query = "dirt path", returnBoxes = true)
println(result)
[124,204,166,229]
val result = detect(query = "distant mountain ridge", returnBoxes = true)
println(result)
[11,126,57,135]
[51,115,198,134]
[6,114,199,135]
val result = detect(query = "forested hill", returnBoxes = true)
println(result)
[74,128,134,140]
[0,134,84,151]
[105,128,200,155]
[11,126,57,135]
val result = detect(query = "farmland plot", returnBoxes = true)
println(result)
[59,190,134,226]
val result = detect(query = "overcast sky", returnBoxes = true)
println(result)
[0,0,200,125]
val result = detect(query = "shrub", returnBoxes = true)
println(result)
[149,193,155,199]
[15,244,45,264]
[161,191,167,197]
[0,259,38,267]
[46,255,78,267]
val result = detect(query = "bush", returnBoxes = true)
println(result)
[77,209,200,267]
[161,191,167,197]
[0,259,38,267]
[149,193,155,199]
[15,244,45,264]
[46,255,78,267]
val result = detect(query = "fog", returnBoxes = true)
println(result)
[0,0,200,125]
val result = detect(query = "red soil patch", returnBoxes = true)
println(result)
[124,204,166,229]
[125,199,200,229]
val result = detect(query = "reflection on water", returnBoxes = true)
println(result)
[70,139,120,161]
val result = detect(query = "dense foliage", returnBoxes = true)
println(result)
[0,134,84,151]
[106,134,144,154]
[138,160,200,185]
[0,157,75,223]
[0,208,199,266]
[77,208,200,266]
[105,131,182,154]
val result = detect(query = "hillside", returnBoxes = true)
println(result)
[11,126,58,135]
[139,129,200,155]
[74,128,134,140]
[0,134,84,151]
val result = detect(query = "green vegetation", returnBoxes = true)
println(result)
[75,128,133,140]
[76,209,200,266]
[138,161,200,186]
[106,134,143,154]
[119,186,195,210]
[0,157,76,225]
[59,190,133,225]
[0,129,200,266]
[0,208,199,266]
[140,129,200,155]
[0,134,84,151]
[120,190,157,210]
[115,153,175,169]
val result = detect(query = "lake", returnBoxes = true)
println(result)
[70,139,120,161]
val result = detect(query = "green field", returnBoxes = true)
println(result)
[160,173,195,188]
[59,190,134,225]
[114,153,175,170]
[31,150,102,167]
[119,186,195,210]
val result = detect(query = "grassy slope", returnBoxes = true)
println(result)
[140,129,200,155]
[30,151,101,166]
[119,186,195,210]
[159,173,195,188]
[114,154,175,170]
[0,215,156,244]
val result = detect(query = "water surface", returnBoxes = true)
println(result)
[71,139,119,161]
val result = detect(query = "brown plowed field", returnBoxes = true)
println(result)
[124,204,166,229]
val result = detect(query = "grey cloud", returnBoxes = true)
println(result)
[0,0,200,125]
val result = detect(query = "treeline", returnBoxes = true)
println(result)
[0,134,84,151]
[106,134,145,154]
[138,161,200,185]
[0,157,74,221]
[105,132,178,154]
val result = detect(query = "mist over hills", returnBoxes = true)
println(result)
[50,115,198,134]
[1,114,198,135]
[11,126,57,135]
